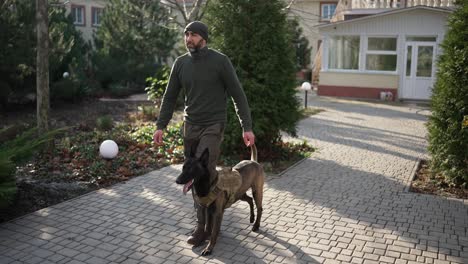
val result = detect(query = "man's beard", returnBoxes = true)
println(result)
[186,40,204,53]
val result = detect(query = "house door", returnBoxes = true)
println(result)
[402,42,436,100]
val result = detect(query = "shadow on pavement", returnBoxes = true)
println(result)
[1,98,466,264]
[264,157,468,264]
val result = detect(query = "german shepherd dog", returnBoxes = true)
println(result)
[176,145,264,256]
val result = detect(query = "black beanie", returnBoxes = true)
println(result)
[184,21,208,41]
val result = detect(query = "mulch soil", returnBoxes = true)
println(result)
[0,98,160,223]
[410,159,468,199]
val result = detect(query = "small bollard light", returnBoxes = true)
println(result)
[99,140,119,159]
[301,81,312,108]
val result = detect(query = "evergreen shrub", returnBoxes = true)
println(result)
[205,0,302,154]
[0,127,63,208]
[428,0,468,185]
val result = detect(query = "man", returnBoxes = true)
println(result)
[153,21,255,246]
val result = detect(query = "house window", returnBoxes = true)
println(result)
[416,46,434,77]
[71,5,85,26]
[365,37,397,71]
[406,46,412,76]
[92,7,103,27]
[328,35,360,70]
[406,36,437,42]
[321,3,337,21]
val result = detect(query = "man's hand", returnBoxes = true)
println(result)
[243,131,255,147]
[153,129,164,145]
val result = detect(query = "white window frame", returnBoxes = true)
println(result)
[327,34,361,72]
[323,34,400,75]
[72,5,85,26]
[364,36,398,73]
[321,3,337,21]
[92,7,103,27]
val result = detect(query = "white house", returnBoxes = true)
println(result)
[318,1,454,101]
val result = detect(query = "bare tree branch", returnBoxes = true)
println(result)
[160,0,208,27]
[196,0,210,21]
[285,0,296,9]
[187,0,203,21]
[182,0,188,18]
[163,0,188,22]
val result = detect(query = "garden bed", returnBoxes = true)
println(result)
[410,159,468,199]
[0,97,314,223]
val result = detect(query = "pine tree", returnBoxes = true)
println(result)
[288,18,312,71]
[48,4,89,84]
[0,0,36,108]
[0,0,90,107]
[93,0,177,90]
[205,0,301,154]
[428,0,468,185]
[48,4,91,102]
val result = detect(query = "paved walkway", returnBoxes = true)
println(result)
[1,96,467,264]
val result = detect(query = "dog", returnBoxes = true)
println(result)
[176,144,264,256]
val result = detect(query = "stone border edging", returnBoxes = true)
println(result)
[404,158,468,204]
[404,158,421,193]
[266,157,309,181]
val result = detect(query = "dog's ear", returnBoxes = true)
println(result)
[200,148,210,167]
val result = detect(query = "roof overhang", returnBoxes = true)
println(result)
[317,5,453,29]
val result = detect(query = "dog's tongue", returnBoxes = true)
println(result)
[183,179,193,195]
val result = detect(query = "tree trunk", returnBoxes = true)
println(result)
[36,0,49,134]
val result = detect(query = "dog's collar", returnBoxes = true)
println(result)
[210,173,218,189]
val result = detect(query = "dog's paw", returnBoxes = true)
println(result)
[201,248,212,256]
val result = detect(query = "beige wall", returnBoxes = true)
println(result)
[320,72,399,88]
[288,0,337,69]
[63,0,107,44]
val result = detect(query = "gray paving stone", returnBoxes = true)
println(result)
[1,96,466,263]
[0,256,15,264]
[351,257,364,264]
[84,256,109,264]
[59,248,81,258]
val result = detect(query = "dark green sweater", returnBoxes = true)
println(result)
[156,47,252,131]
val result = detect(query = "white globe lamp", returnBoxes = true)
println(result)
[301,81,312,91]
[301,81,312,108]
[63,72,69,78]
[99,140,119,159]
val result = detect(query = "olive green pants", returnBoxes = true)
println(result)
[183,122,224,228]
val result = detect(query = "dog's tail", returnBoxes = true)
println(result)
[250,144,258,162]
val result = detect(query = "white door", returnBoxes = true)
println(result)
[402,42,436,100]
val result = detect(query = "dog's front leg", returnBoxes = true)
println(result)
[201,203,223,256]
[205,205,214,238]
